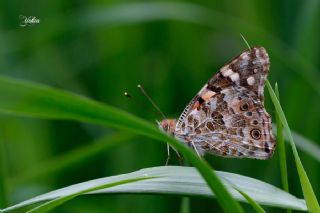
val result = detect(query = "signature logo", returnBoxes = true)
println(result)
[19,15,40,27]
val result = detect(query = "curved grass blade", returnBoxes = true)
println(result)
[1,167,307,212]
[220,177,266,213]
[266,80,320,212]
[233,189,266,213]
[27,177,156,213]
[0,75,243,213]
[275,84,290,195]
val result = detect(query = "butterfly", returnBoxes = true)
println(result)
[159,47,276,159]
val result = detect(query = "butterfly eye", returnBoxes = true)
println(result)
[240,102,249,111]
[250,129,261,139]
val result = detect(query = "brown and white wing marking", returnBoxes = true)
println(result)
[174,47,275,159]
[209,46,270,100]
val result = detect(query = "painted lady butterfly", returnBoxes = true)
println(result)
[159,47,276,159]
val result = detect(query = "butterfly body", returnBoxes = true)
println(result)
[159,47,276,159]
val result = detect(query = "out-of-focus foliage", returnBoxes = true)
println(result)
[0,0,319,212]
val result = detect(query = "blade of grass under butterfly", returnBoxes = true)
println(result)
[27,177,156,213]
[266,80,320,212]
[275,83,291,213]
[1,166,307,212]
[0,75,243,213]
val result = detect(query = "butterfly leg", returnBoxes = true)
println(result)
[174,149,184,165]
[170,145,184,165]
[165,143,184,165]
[165,143,171,166]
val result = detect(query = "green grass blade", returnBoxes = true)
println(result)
[1,166,307,212]
[180,197,190,213]
[274,83,290,202]
[27,177,156,213]
[275,83,291,213]
[266,80,320,212]
[234,189,266,213]
[240,33,251,49]
[0,75,243,213]
[220,177,266,213]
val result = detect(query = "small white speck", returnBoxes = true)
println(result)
[229,73,239,82]
[241,53,250,60]
[202,91,216,100]
[247,76,255,85]
[221,68,234,77]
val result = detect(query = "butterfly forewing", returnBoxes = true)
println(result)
[161,47,276,159]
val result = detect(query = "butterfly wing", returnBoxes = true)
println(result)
[174,47,275,159]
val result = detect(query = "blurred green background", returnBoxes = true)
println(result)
[0,0,319,212]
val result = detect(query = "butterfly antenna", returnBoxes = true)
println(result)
[124,91,132,98]
[124,90,161,116]
[240,33,251,49]
[137,84,167,119]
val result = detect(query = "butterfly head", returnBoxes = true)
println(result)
[158,119,177,135]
